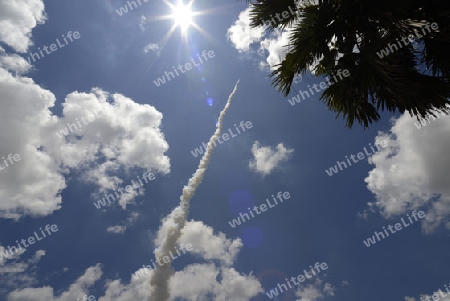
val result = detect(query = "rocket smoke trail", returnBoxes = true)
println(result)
[148,80,241,301]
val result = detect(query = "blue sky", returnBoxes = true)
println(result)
[0,0,449,300]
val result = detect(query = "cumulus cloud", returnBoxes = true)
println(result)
[249,141,293,176]
[0,50,170,219]
[365,113,450,233]
[227,6,324,75]
[257,27,321,75]
[0,46,31,74]
[170,264,262,301]
[7,264,103,301]
[295,285,323,301]
[226,6,292,70]
[178,221,243,266]
[0,56,65,219]
[8,263,261,301]
[226,7,265,53]
[0,0,46,53]
[258,28,295,70]
[7,220,262,300]
[295,279,336,301]
[151,214,244,267]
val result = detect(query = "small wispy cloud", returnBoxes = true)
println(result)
[139,15,147,31]
[143,43,160,55]
[295,282,335,301]
[107,212,140,234]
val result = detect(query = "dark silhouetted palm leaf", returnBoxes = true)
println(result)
[239,0,450,128]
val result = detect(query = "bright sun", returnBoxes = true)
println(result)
[158,0,208,43]
[171,3,193,32]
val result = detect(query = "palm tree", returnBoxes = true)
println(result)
[240,0,450,128]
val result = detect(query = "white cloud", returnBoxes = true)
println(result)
[153,209,243,266]
[226,8,265,53]
[365,112,450,233]
[0,50,170,219]
[249,141,293,176]
[0,248,45,277]
[0,46,31,74]
[227,7,324,75]
[143,43,159,54]
[226,7,291,70]
[258,29,292,70]
[323,283,336,296]
[8,262,261,301]
[0,56,65,219]
[406,290,450,301]
[0,244,26,265]
[170,264,262,301]
[7,264,103,301]
[106,225,127,234]
[140,15,147,32]
[226,6,291,69]
[0,0,46,53]
[7,220,262,300]
[107,212,140,234]
[295,279,336,301]
[178,221,243,266]
[0,248,45,293]
[295,285,323,301]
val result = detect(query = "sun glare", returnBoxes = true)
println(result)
[171,3,193,32]
[156,0,215,45]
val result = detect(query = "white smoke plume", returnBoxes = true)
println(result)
[148,80,241,301]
